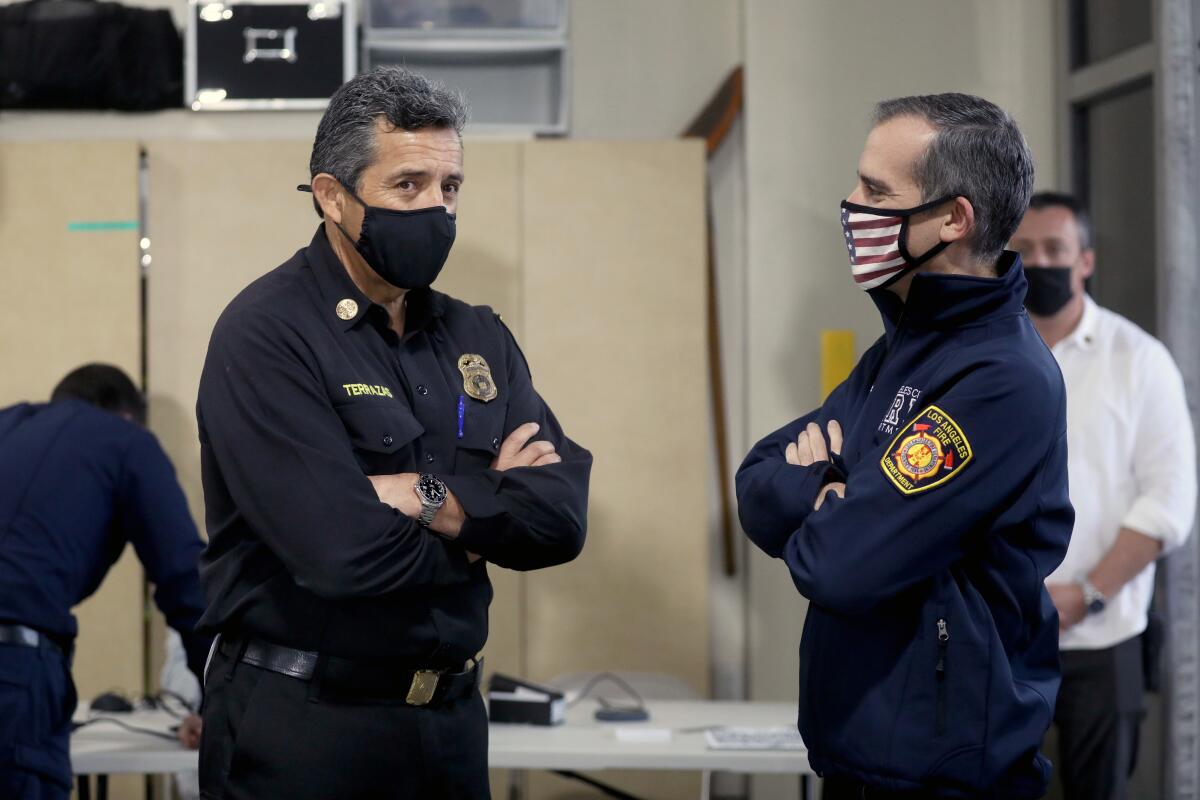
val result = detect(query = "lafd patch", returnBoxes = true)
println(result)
[880,405,973,495]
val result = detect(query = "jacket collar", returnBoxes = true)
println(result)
[305,225,443,334]
[871,250,1028,338]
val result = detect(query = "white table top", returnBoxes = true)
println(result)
[72,699,812,776]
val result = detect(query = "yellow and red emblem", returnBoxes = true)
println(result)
[880,404,973,495]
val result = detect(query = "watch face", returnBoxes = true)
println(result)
[417,474,447,504]
[1088,598,1106,615]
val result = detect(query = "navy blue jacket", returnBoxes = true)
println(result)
[737,253,1073,798]
[0,400,212,683]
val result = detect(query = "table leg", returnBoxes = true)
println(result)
[98,774,108,800]
[77,775,91,800]
[700,770,711,800]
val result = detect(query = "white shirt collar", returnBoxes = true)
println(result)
[1057,294,1100,352]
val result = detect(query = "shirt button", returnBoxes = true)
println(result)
[417,385,429,396]
[492,437,500,450]
[425,453,436,463]
[382,435,393,447]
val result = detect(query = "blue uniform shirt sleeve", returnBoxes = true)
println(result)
[116,430,214,684]
[782,360,1073,616]
[448,317,592,571]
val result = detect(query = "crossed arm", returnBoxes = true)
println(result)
[367,421,562,559]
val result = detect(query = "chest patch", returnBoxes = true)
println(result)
[878,385,922,434]
[880,405,972,495]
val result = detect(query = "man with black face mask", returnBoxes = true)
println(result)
[195,67,592,799]
[1012,192,1196,800]
[737,94,1073,798]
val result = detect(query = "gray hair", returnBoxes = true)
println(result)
[873,93,1035,265]
[309,66,468,217]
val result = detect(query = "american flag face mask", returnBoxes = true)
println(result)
[840,196,954,291]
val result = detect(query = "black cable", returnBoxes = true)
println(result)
[145,690,196,718]
[552,771,647,800]
[564,672,646,711]
[156,689,198,713]
[72,716,179,742]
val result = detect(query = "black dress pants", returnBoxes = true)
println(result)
[0,643,74,800]
[822,776,944,799]
[1051,635,1145,800]
[199,644,491,799]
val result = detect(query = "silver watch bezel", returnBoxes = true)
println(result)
[414,473,447,527]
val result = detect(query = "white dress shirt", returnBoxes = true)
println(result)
[1047,295,1197,651]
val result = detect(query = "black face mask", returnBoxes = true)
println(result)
[298,184,456,290]
[1023,266,1074,316]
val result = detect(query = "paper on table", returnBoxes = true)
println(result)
[705,727,806,751]
[615,728,673,744]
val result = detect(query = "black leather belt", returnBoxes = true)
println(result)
[219,636,482,707]
[0,623,71,663]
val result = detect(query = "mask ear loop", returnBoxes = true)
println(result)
[894,195,957,271]
[297,182,370,253]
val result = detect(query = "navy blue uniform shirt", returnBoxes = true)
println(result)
[737,253,1073,798]
[0,400,211,682]
[196,227,591,666]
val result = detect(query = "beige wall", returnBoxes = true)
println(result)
[742,1,1057,796]
[569,0,742,139]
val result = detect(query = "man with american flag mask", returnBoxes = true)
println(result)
[737,93,1073,799]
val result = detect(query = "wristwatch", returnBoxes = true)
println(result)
[413,473,448,527]
[1080,578,1107,615]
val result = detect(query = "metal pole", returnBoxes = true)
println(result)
[1156,0,1200,796]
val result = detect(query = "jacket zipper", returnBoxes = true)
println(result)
[936,617,949,735]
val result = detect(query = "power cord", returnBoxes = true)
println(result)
[565,672,646,713]
[71,716,180,742]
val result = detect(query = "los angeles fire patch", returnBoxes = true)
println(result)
[880,405,973,495]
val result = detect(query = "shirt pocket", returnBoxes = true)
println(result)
[335,401,425,473]
[454,400,506,474]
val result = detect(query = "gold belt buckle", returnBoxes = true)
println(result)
[407,670,440,706]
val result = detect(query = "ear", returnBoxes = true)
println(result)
[1079,247,1096,281]
[311,173,347,225]
[941,196,975,244]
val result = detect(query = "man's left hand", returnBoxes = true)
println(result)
[176,714,202,749]
[786,420,843,467]
[786,421,846,511]
[367,474,471,551]
[1047,582,1087,631]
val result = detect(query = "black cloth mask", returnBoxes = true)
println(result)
[1023,266,1074,316]
[299,183,456,290]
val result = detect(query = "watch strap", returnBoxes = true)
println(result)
[415,473,446,528]
[1080,578,1107,614]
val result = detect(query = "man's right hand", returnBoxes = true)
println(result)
[491,422,561,471]
[176,714,202,749]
